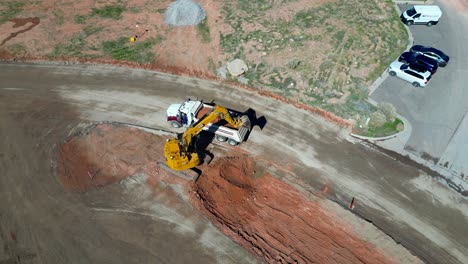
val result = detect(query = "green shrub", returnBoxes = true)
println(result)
[102,37,158,63]
[197,18,211,43]
[369,111,386,128]
[0,2,24,24]
[379,102,397,123]
[91,5,125,20]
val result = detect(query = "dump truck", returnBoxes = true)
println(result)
[166,99,251,146]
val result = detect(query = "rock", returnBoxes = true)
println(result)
[164,0,206,26]
[226,59,248,77]
[287,59,301,69]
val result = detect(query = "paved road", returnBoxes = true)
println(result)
[1,63,467,263]
[371,1,468,178]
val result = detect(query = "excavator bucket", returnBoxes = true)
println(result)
[239,115,250,128]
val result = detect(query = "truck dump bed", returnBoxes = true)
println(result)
[196,104,242,129]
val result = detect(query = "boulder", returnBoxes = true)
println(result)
[226,59,248,77]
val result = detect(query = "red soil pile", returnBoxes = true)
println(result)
[191,156,394,264]
[57,123,169,192]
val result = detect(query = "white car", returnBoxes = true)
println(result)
[388,60,432,87]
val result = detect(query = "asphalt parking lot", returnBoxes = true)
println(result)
[371,1,468,178]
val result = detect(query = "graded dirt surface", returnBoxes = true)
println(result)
[1,63,467,264]
[57,124,167,192]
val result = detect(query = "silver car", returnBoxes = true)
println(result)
[388,60,432,87]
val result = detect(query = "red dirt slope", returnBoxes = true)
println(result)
[192,156,394,264]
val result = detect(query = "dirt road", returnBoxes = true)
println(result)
[0,62,467,263]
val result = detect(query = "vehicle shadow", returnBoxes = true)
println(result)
[192,130,215,164]
[243,108,267,142]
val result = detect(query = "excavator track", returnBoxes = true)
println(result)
[157,162,200,181]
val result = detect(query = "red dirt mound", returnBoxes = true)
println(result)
[191,156,394,264]
[57,124,168,192]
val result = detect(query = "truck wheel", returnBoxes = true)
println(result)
[216,135,228,142]
[228,139,239,146]
[389,71,396,76]
[412,82,420,87]
[170,121,182,128]
[426,22,433,27]
[406,21,414,26]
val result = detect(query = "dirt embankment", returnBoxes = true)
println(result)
[192,156,395,264]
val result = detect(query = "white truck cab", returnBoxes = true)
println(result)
[400,5,442,26]
[166,100,201,127]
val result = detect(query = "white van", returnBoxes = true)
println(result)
[400,5,442,26]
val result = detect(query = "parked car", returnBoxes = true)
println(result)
[400,5,442,26]
[399,51,438,73]
[410,45,450,67]
[388,60,432,87]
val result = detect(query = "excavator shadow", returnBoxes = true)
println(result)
[243,108,267,142]
[193,130,216,164]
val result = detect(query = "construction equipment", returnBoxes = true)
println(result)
[164,101,250,172]
[166,99,251,146]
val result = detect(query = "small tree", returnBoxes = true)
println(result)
[369,111,386,128]
[379,102,397,123]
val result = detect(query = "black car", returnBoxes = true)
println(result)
[410,45,450,67]
[406,62,430,74]
[399,51,438,73]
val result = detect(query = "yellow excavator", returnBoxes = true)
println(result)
[163,104,249,172]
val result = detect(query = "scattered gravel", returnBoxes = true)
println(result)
[164,0,207,26]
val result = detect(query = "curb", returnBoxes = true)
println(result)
[349,110,412,142]
[393,4,415,53]
[350,131,398,142]
[368,2,415,96]
[393,0,434,4]
[350,96,410,143]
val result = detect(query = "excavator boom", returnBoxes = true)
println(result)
[164,104,247,171]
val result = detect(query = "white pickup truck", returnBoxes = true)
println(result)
[166,99,251,146]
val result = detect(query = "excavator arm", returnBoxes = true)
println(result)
[164,104,246,171]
